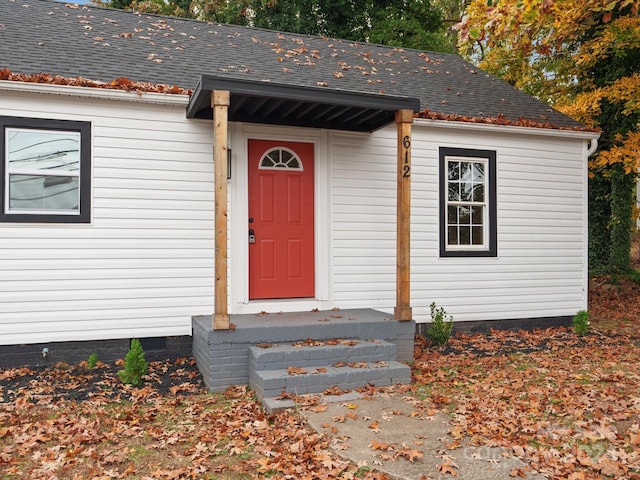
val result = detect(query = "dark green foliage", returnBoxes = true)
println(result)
[118,339,149,386]
[572,310,590,336]
[189,0,253,25]
[367,1,450,51]
[255,0,450,52]
[627,269,640,284]
[588,170,612,272]
[586,28,640,274]
[107,0,454,53]
[107,0,195,18]
[426,302,454,347]
[609,165,635,273]
[109,0,133,9]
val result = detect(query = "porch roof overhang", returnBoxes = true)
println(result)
[186,75,421,132]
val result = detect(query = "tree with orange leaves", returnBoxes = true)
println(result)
[458,0,640,272]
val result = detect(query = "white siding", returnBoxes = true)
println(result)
[0,87,590,345]
[331,124,588,323]
[0,90,214,345]
[331,132,397,308]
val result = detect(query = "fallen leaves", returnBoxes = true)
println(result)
[0,69,191,95]
[292,337,360,348]
[415,107,599,132]
[287,366,308,375]
[1,279,638,479]
[412,282,640,480]
[0,361,366,479]
[437,460,459,476]
[323,385,346,396]
[369,439,394,451]
[396,447,423,463]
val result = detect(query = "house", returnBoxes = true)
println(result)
[0,0,598,394]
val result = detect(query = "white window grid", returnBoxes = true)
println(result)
[445,156,489,251]
[258,147,304,171]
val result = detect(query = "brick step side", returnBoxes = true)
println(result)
[249,340,397,371]
[250,361,411,400]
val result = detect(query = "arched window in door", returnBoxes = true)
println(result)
[258,147,303,171]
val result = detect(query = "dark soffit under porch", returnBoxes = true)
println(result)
[187,75,421,132]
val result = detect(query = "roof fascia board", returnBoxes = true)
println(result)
[0,80,190,105]
[186,75,420,118]
[415,118,600,140]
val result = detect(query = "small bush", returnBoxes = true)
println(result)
[118,339,149,386]
[427,302,454,347]
[572,310,590,336]
[627,270,640,284]
[87,352,99,369]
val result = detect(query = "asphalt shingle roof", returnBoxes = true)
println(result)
[0,0,583,129]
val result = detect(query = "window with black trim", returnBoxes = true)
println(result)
[439,147,496,257]
[1,116,91,223]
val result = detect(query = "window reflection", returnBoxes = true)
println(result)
[6,129,80,213]
[446,159,487,247]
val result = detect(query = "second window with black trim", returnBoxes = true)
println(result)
[439,147,497,257]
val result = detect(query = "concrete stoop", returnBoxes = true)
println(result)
[192,309,416,394]
[248,340,411,409]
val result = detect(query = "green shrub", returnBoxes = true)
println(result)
[572,310,590,336]
[427,302,454,347]
[118,339,149,386]
[87,352,99,369]
[627,270,640,284]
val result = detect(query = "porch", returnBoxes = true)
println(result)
[192,309,415,402]
[190,78,418,403]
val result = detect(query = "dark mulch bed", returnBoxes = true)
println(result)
[419,326,639,359]
[0,357,206,404]
[4,320,639,406]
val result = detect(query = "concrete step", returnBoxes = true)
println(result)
[249,339,398,371]
[250,360,411,401]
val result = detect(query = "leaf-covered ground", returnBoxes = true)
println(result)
[0,358,375,480]
[413,263,640,480]
[1,270,639,479]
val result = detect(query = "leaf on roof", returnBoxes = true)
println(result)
[416,108,599,132]
[0,69,191,96]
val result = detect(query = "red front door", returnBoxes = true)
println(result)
[248,139,315,299]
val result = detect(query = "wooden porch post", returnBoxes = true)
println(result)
[394,109,413,321]
[213,90,230,330]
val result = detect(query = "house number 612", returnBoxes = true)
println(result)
[402,135,411,178]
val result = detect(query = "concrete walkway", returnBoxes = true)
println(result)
[301,392,546,480]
